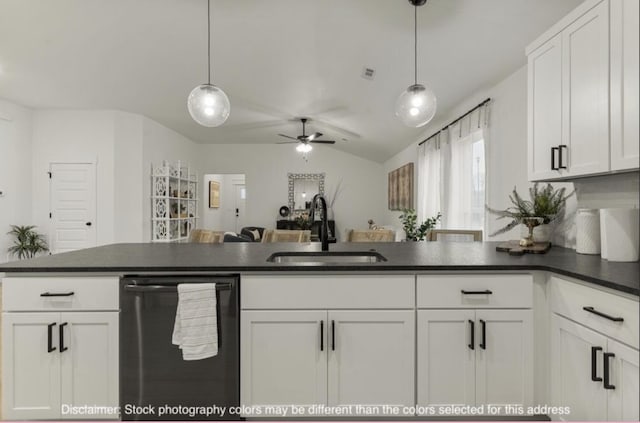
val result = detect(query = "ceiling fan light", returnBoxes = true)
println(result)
[395,83,437,127]
[296,143,312,153]
[187,84,230,127]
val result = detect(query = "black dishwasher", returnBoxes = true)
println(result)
[120,275,240,421]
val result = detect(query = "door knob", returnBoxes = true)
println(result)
[86,222,92,226]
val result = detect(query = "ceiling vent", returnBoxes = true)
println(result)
[361,67,375,80]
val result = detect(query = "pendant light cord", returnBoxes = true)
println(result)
[414,3,417,86]
[207,0,211,85]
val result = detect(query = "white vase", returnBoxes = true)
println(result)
[520,223,552,243]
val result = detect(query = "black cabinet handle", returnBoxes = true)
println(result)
[551,147,559,170]
[59,322,68,352]
[583,306,624,322]
[47,323,57,353]
[331,320,336,351]
[591,346,603,381]
[320,320,324,351]
[558,145,567,169]
[479,319,486,350]
[85,222,92,226]
[603,352,615,390]
[40,292,75,297]
[461,290,493,295]
[468,320,475,350]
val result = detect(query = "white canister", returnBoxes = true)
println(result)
[576,209,601,255]
[601,208,640,262]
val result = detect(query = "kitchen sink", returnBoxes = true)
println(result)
[266,251,387,264]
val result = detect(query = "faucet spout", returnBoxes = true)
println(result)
[310,194,329,251]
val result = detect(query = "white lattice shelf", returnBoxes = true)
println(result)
[151,161,198,242]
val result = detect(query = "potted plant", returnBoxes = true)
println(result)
[399,209,442,241]
[7,225,49,259]
[486,183,574,245]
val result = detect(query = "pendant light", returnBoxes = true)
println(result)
[395,0,436,128]
[187,0,230,127]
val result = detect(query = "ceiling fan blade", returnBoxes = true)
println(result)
[278,134,298,140]
[306,132,323,141]
[310,140,336,144]
[276,141,300,144]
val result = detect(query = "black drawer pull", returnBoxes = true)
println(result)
[320,320,324,351]
[468,320,475,350]
[479,319,486,350]
[40,292,75,297]
[461,290,493,295]
[603,352,615,390]
[551,147,559,170]
[59,322,68,352]
[331,320,336,351]
[591,346,602,382]
[558,144,567,169]
[583,306,624,322]
[47,323,57,353]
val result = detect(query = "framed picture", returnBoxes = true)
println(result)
[388,162,414,210]
[209,181,220,208]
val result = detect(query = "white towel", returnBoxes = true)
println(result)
[172,283,218,360]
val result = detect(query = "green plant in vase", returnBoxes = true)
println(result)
[486,183,574,245]
[7,225,49,259]
[399,208,442,241]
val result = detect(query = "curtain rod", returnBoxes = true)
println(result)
[418,97,491,146]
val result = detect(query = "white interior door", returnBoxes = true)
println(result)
[49,163,96,254]
[234,184,246,233]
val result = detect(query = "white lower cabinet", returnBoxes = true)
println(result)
[241,309,414,415]
[2,311,118,420]
[417,309,533,414]
[551,314,639,421]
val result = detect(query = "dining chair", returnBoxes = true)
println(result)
[262,229,311,242]
[189,229,224,243]
[427,229,483,242]
[346,229,395,242]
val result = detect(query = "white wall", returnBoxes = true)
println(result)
[202,174,245,232]
[197,144,387,241]
[0,100,33,263]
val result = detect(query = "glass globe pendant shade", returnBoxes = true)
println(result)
[395,83,437,128]
[187,84,230,127]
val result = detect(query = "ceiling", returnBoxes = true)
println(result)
[0,0,582,162]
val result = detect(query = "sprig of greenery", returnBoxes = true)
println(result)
[7,225,49,259]
[486,183,574,237]
[399,209,442,241]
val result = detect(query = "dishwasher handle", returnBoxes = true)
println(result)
[124,283,233,293]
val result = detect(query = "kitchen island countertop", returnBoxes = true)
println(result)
[0,241,638,296]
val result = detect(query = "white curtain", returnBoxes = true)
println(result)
[418,103,489,230]
[417,133,441,222]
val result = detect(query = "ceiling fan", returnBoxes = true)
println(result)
[277,118,336,152]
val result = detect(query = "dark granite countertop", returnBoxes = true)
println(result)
[0,242,638,296]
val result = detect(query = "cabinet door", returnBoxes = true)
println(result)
[59,312,118,419]
[528,33,564,181]
[606,339,639,421]
[475,310,533,410]
[240,310,327,411]
[328,310,414,409]
[610,0,640,171]
[561,0,610,177]
[550,314,607,421]
[2,312,61,420]
[416,310,475,410]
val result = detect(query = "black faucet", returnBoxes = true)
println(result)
[309,193,330,251]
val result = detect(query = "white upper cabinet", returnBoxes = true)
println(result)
[527,0,639,181]
[610,0,640,170]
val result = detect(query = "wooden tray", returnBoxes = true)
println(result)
[496,240,552,256]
